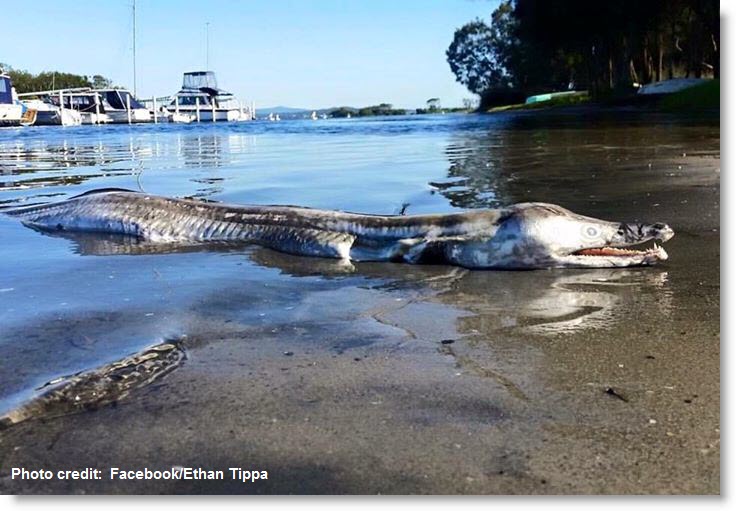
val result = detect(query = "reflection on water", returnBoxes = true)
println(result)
[0,114,719,213]
[438,122,720,210]
[443,269,673,336]
[0,129,259,205]
[177,133,227,168]
[32,227,673,337]
[520,270,672,334]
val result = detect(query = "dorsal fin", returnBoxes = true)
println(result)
[70,188,140,199]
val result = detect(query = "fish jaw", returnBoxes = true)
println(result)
[556,242,669,268]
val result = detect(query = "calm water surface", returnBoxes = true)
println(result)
[0,113,720,418]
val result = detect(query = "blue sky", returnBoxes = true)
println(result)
[2,0,500,109]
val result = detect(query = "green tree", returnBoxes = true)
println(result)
[446,20,498,94]
[356,103,406,117]
[513,0,719,95]
[448,0,719,102]
[446,1,518,94]
[328,107,357,118]
[0,63,115,94]
[91,75,113,88]
[462,98,478,110]
[34,71,91,91]
[426,98,441,112]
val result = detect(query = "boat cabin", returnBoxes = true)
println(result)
[170,71,241,111]
[50,92,109,113]
[98,89,146,111]
[1,74,13,105]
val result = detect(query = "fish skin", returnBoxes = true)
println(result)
[5,189,502,261]
[5,189,673,269]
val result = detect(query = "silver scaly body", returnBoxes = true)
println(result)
[5,189,674,269]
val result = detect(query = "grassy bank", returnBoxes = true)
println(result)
[487,91,590,112]
[486,80,719,114]
[659,79,720,112]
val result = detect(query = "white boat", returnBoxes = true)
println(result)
[96,89,152,123]
[170,112,195,123]
[0,72,24,127]
[637,78,708,95]
[20,98,83,126]
[20,88,150,125]
[167,71,250,122]
[54,92,113,124]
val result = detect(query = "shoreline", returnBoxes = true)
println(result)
[483,80,720,117]
[0,115,720,495]
[0,179,719,494]
[484,101,720,118]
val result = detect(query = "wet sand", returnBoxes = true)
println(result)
[0,115,719,494]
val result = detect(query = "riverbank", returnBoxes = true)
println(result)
[486,80,720,115]
[487,91,590,113]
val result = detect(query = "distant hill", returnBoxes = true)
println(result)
[256,105,415,119]
[257,105,363,120]
[258,105,363,114]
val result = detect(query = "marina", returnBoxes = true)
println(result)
[2,70,254,128]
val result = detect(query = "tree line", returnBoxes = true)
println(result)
[0,63,114,93]
[328,104,407,117]
[446,0,719,105]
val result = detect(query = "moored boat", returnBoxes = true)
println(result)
[0,72,24,127]
[54,92,113,124]
[18,89,112,125]
[20,98,83,126]
[96,88,152,123]
[167,71,252,122]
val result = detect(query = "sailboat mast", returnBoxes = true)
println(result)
[205,22,210,70]
[132,0,137,95]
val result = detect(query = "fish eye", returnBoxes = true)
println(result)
[584,226,599,238]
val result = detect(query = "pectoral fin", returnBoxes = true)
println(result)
[258,228,356,260]
[350,237,423,262]
[404,235,474,264]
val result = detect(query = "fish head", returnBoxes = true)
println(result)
[501,203,674,268]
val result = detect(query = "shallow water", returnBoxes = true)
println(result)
[0,113,720,493]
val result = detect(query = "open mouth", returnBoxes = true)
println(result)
[573,242,667,258]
